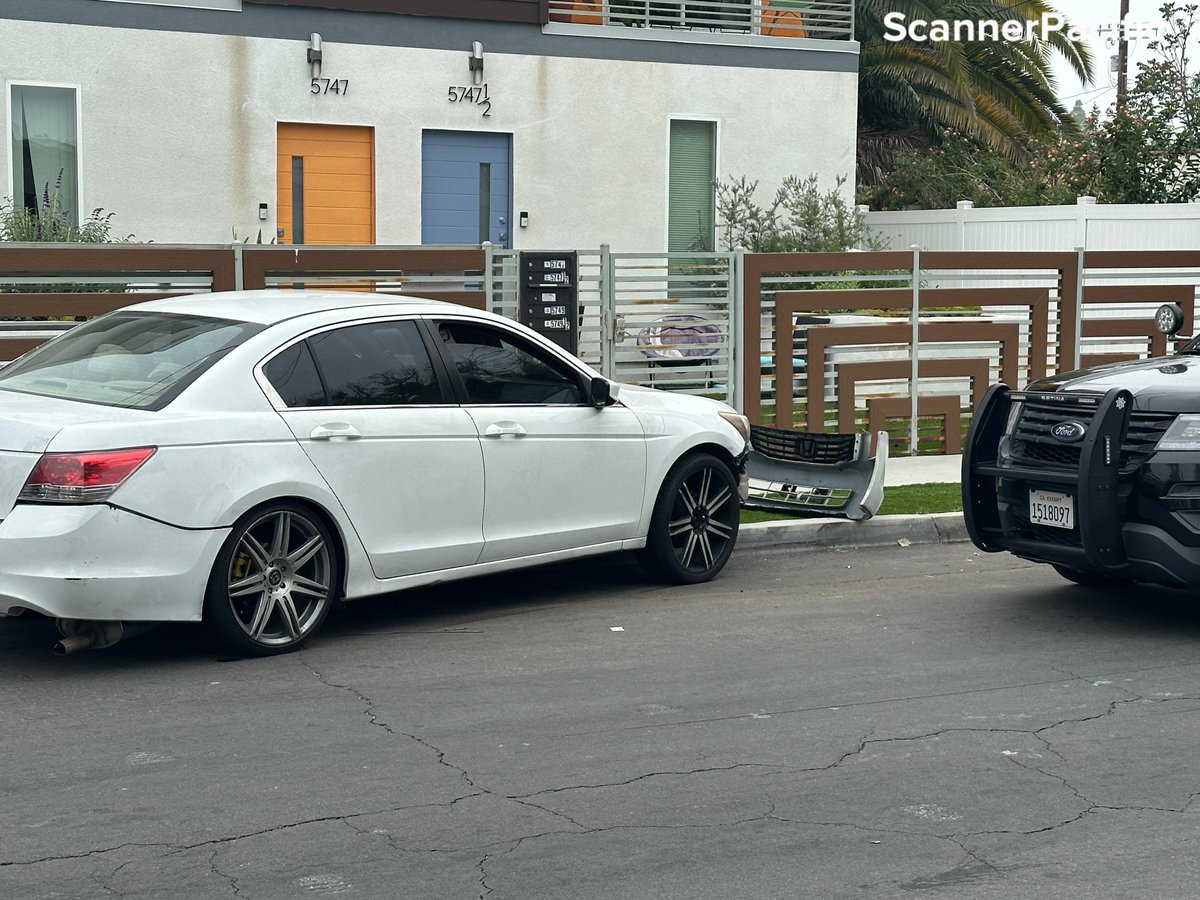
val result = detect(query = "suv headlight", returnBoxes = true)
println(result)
[1156,415,1200,451]
[1005,400,1022,435]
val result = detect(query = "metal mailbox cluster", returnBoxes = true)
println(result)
[519,251,579,355]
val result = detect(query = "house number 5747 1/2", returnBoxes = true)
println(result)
[448,84,491,117]
[311,78,349,95]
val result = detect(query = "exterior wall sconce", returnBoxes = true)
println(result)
[469,41,484,84]
[519,211,529,228]
[308,33,323,78]
[258,203,269,221]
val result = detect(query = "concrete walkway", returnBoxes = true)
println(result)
[740,453,969,552]
[885,453,962,487]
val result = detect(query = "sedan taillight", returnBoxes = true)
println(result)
[19,447,156,504]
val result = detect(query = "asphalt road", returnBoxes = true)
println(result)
[3,541,1200,899]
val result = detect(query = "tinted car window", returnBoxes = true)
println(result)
[0,311,262,410]
[308,320,442,406]
[437,321,584,404]
[263,341,326,407]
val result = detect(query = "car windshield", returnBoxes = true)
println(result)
[0,311,263,410]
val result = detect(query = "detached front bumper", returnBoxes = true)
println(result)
[0,503,228,622]
[963,384,1200,586]
[744,426,887,521]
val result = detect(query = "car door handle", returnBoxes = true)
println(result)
[484,421,527,438]
[310,423,362,441]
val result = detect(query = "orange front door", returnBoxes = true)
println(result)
[276,123,374,245]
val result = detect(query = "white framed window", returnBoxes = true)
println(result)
[8,83,82,227]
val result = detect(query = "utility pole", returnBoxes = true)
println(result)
[1117,0,1131,108]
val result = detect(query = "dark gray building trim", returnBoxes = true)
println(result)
[246,0,544,24]
[1,0,858,73]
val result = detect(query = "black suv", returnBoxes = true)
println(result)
[963,304,1200,587]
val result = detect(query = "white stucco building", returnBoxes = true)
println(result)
[2,0,859,251]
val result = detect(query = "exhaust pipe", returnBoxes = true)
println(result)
[53,620,156,655]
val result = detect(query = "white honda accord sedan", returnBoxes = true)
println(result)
[0,291,750,655]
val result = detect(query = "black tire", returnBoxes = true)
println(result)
[1051,565,1130,589]
[638,452,740,584]
[203,502,338,656]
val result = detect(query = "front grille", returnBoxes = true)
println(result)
[1009,395,1175,475]
[1123,413,1176,469]
[1011,398,1095,470]
[1014,440,1081,468]
[750,425,857,465]
[1013,514,1082,548]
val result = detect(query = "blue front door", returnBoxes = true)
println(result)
[421,131,512,247]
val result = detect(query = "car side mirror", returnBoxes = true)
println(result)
[589,376,614,408]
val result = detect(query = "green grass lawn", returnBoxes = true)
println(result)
[741,482,963,524]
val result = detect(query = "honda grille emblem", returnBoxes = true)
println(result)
[1051,421,1087,443]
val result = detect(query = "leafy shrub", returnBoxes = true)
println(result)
[712,174,904,302]
[715,174,886,253]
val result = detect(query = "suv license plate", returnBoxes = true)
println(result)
[1029,489,1074,529]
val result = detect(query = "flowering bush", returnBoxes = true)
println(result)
[0,171,133,243]
[860,126,1107,210]
[0,172,136,301]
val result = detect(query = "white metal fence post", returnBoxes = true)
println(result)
[911,244,921,456]
[233,243,244,291]
[482,241,495,313]
[1074,246,1085,371]
[731,247,745,413]
[1072,200,1093,375]
[599,243,614,379]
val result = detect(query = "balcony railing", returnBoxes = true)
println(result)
[547,0,854,41]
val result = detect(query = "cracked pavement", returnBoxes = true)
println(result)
[3,542,1200,898]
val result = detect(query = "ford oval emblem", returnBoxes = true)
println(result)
[1051,421,1086,443]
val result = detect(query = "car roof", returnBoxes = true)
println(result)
[121,290,486,326]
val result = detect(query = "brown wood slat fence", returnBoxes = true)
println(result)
[0,244,484,362]
[743,249,1200,455]
[3,243,1197,456]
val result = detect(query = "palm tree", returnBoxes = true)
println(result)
[856,0,1095,183]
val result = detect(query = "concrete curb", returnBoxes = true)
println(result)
[738,512,969,551]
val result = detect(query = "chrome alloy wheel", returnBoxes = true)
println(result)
[224,508,334,649]
[667,463,738,574]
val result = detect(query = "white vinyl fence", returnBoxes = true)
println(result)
[862,198,1200,254]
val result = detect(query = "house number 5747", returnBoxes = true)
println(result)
[311,78,349,95]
